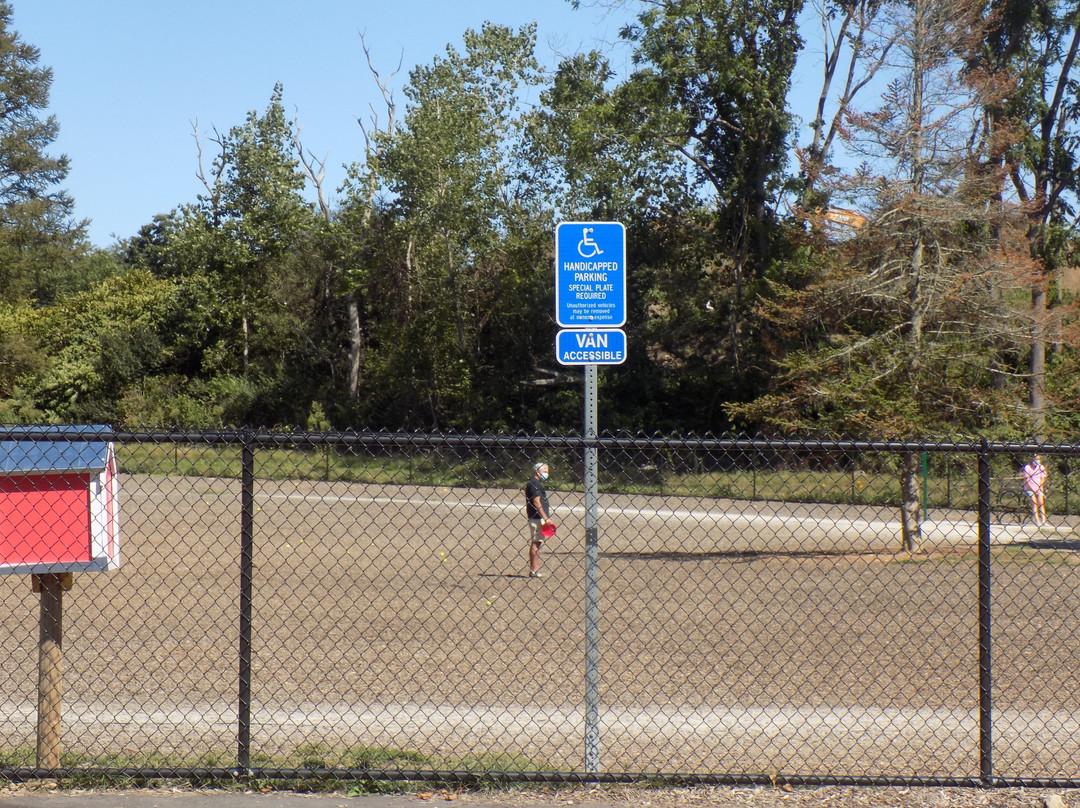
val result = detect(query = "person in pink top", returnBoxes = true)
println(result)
[1020,454,1048,526]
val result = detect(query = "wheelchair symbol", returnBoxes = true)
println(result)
[577,227,603,258]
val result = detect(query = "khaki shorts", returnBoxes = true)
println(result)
[528,519,544,545]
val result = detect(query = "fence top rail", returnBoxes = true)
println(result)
[4,427,1079,457]
[0,424,114,441]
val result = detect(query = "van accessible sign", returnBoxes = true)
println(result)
[555,221,626,328]
[556,328,627,366]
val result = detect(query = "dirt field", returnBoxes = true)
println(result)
[2,472,1079,783]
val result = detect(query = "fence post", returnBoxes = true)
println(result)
[238,430,255,773]
[34,572,72,770]
[977,439,994,786]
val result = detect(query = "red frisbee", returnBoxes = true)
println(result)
[540,522,557,538]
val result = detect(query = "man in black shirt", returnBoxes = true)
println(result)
[524,462,552,578]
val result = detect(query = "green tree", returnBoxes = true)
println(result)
[13,270,180,423]
[981,0,1080,436]
[122,87,342,425]
[548,0,807,428]
[192,84,319,382]
[0,299,45,405]
[525,50,689,221]
[0,1,87,302]
[618,0,805,361]
[343,23,548,429]
[522,48,712,430]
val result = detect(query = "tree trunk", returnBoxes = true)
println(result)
[242,315,249,377]
[1030,284,1047,439]
[347,293,363,401]
[443,230,467,354]
[900,450,922,553]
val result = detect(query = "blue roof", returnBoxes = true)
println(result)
[0,433,112,475]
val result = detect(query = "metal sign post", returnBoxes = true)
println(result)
[554,221,627,775]
[583,364,600,774]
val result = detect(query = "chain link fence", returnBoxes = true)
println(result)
[1,427,1079,787]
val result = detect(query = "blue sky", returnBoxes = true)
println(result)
[12,1,634,247]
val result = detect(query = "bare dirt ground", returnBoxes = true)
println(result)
[2,473,1080,787]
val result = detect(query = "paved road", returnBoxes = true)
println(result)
[0,792,579,808]
[1,794,417,808]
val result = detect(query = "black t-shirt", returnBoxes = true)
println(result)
[525,477,549,520]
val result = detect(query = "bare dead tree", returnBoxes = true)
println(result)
[294,128,331,224]
[309,30,401,402]
[799,0,897,205]
[191,118,228,226]
[355,30,400,223]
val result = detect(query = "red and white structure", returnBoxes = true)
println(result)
[0,433,120,574]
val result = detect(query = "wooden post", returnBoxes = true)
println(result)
[32,573,73,770]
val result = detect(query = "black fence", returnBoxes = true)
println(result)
[1,427,1080,788]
